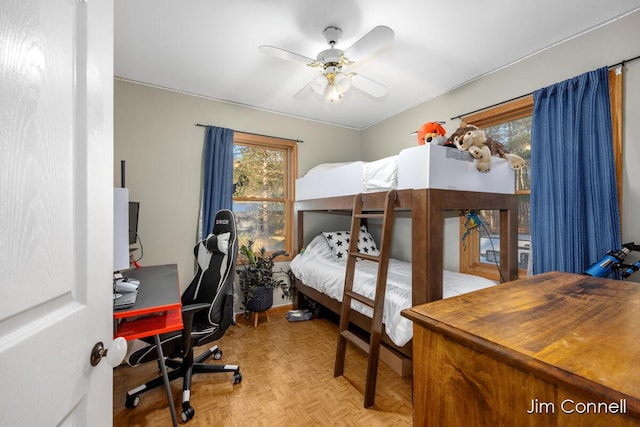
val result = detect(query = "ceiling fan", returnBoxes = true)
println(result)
[259,25,394,102]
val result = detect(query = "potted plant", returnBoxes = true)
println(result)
[237,240,294,316]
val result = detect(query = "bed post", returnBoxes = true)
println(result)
[411,189,445,305]
[296,207,304,254]
[499,195,519,282]
[293,205,304,309]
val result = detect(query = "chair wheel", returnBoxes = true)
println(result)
[125,394,140,409]
[181,406,195,422]
[233,372,242,384]
[213,348,222,360]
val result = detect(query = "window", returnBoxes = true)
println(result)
[459,96,533,280]
[460,68,622,280]
[232,132,297,259]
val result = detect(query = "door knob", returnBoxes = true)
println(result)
[90,337,127,367]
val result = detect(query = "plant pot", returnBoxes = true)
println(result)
[246,286,273,313]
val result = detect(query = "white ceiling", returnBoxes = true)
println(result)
[114,1,640,130]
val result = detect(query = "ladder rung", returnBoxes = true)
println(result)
[345,290,375,308]
[340,330,370,354]
[349,252,379,262]
[355,213,385,219]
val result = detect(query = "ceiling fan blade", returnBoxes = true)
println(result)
[351,74,388,98]
[293,82,313,100]
[258,45,315,65]
[344,26,394,61]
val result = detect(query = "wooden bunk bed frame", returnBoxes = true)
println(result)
[293,188,518,361]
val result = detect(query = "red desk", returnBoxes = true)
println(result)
[114,264,183,339]
[114,264,183,426]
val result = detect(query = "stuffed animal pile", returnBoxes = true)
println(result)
[416,121,526,172]
[447,124,526,173]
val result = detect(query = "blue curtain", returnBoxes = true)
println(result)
[530,67,620,275]
[200,126,234,240]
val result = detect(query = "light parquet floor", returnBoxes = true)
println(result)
[113,308,413,426]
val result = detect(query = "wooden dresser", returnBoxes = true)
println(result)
[402,272,640,427]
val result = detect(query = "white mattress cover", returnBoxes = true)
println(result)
[296,161,364,200]
[397,144,514,194]
[296,156,398,201]
[296,144,514,201]
[305,161,359,175]
[290,235,497,347]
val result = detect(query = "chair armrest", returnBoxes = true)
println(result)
[182,302,210,316]
[181,302,210,353]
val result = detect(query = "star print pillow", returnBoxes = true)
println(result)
[322,225,380,261]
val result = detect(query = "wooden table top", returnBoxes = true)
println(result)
[402,271,640,416]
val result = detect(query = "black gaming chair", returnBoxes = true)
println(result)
[125,209,242,422]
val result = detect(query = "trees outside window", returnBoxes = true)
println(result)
[232,133,297,259]
[459,96,533,280]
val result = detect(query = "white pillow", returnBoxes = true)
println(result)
[303,234,335,260]
[322,225,380,261]
[205,232,230,255]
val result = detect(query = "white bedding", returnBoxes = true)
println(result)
[296,156,398,200]
[295,144,514,201]
[290,235,497,347]
[362,155,398,193]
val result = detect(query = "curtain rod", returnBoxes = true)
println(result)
[195,123,303,143]
[450,53,640,121]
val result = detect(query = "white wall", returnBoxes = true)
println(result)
[115,9,640,301]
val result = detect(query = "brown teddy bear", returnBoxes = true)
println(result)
[448,124,526,173]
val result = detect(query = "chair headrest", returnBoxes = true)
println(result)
[212,209,236,236]
[205,232,230,255]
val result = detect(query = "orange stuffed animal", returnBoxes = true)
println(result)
[416,122,447,145]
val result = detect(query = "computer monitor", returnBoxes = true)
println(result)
[129,201,139,245]
[114,188,130,272]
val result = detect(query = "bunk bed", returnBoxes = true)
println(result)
[291,144,519,362]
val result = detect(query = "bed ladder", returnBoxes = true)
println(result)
[334,190,396,408]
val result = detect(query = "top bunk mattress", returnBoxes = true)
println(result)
[295,144,514,201]
[296,155,398,201]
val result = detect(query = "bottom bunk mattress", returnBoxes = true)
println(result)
[290,235,497,347]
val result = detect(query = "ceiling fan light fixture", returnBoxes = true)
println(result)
[334,72,352,93]
[327,84,342,103]
[323,72,351,102]
[310,74,328,95]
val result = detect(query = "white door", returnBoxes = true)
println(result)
[0,0,114,425]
